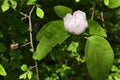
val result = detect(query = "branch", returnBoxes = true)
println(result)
[28,6,35,50]
[100,12,105,28]
[91,2,95,20]
[28,6,40,80]
[19,6,39,80]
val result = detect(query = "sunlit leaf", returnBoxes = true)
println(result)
[75,0,80,3]
[104,0,109,6]
[85,36,114,80]
[21,64,28,71]
[1,0,10,12]
[27,0,37,5]
[0,64,7,76]
[54,5,72,18]
[27,71,33,80]
[9,0,17,9]
[19,72,27,79]
[104,0,120,8]
[88,20,107,37]
[36,7,44,19]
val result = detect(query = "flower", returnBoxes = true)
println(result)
[63,10,88,35]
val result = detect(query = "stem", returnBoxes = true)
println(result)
[28,6,40,80]
[91,2,95,20]
[19,6,39,80]
[28,6,35,50]
[100,12,105,28]
[35,61,39,80]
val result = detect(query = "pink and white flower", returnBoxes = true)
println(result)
[63,10,88,35]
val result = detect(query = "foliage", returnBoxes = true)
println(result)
[0,0,120,80]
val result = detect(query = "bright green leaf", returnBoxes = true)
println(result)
[36,7,44,19]
[0,43,6,52]
[104,0,109,6]
[1,0,10,12]
[33,20,69,60]
[21,64,28,71]
[19,72,27,79]
[9,0,17,9]
[54,5,72,18]
[27,71,33,80]
[0,64,7,76]
[85,36,114,80]
[104,0,120,8]
[27,0,37,5]
[75,0,80,3]
[88,20,107,37]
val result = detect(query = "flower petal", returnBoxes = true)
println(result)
[63,14,75,33]
[73,10,86,22]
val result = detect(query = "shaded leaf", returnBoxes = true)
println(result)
[0,31,3,39]
[54,5,72,18]
[85,36,114,80]
[88,20,107,37]
[0,42,6,52]
[66,41,79,53]
[33,20,69,60]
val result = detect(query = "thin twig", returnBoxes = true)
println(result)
[20,12,29,18]
[20,6,39,80]
[35,61,39,80]
[100,12,105,28]
[20,42,31,47]
[28,6,40,80]
[91,2,95,20]
[28,6,35,50]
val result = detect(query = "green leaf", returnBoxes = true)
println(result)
[1,0,10,12]
[0,64,7,76]
[0,31,3,39]
[85,36,114,80]
[21,64,28,71]
[75,0,80,3]
[19,72,27,79]
[66,41,79,53]
[36,7,44,19]
[36,21,53,41]
[27,0,37,5]
[33,20,69,60]
[104,0,109,6]
[104,0,120,8]
[88,20,107,37]
[0,42,6,52]
[9,0,17,9]
[54,5,72,18]
[27,71,33,80]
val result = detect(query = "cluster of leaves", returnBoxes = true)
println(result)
[0,0,120,80]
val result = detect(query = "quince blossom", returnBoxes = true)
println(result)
[63,10,88,35]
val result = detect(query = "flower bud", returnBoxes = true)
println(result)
[63,10,88,35]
